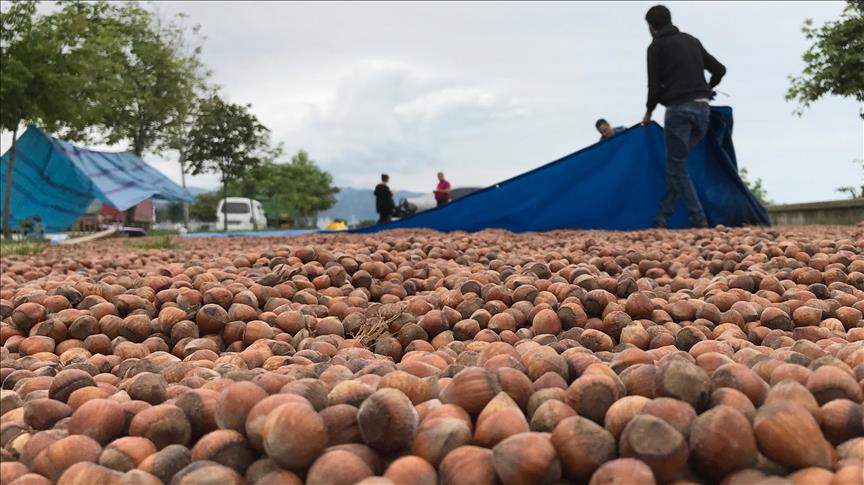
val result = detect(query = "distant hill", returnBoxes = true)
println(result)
[321,187,423,223]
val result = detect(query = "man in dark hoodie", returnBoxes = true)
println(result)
[374,174,395,224]
[641,4,726,229]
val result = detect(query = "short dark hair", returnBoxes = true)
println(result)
[595,118,609,130]
[645,5,671,30]
[381,174,389,182]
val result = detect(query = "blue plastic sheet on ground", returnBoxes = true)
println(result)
[182,229,318,238]
[0,126,194,232]
[356,106,769,233]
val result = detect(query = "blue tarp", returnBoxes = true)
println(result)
[358,106,769,233]
[1,126,194,232]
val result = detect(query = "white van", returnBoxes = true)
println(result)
[215,197,267,231]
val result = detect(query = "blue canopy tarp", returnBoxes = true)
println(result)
[357,106,769,233]
[1,126,194,232]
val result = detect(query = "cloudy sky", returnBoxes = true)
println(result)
[5,1,863,204]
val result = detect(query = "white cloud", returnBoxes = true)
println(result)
[269,61,527,190]
[2,1,861,204]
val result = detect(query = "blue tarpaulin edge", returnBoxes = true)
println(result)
[355,106,769,233]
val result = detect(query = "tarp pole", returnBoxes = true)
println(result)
[2,126,18,239]
[180,151,190,229]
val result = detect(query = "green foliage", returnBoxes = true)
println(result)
[85,4,208,155]
[189,191,222,222]
[836,159,864,198]
[229,150,340,223]
[1,1,130,237]
[126,235,178,250]
[146,229,181,236]
[0,1,207,236]
[155,202,185,223]
[739,167,772,206]
[0,239,46,256]
[787,1,864,118]
[185,95,270,181]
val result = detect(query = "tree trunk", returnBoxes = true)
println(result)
[2,126,19,239]
[222,173,228,232]
[125,145,146,228]
[179,152,190,229]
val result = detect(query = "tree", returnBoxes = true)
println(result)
[228,150,340,226]
[185,94,270,231]
[836,159,864,198]
[787,1,864,119]
[87,4,208,225]
[189,191,221,222]
[1,1,128,238]
[92,4,207,157]
[739,167,772,206]
[283,150,341,220]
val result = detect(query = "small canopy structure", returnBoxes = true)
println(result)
[1,126,194,232]
[356,106,769,233]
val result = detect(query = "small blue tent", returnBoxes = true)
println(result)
[358,106,769,233]
[0,126,194,232]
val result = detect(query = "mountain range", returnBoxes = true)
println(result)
[320,187,424,223]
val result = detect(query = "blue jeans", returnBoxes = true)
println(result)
[653,101,710,228]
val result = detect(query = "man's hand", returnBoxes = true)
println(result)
[641,111,652,126]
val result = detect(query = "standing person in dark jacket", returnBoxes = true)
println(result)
[374,174,395,224]
[641,4,726,229]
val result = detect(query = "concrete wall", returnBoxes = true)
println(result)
[767,199,864,226]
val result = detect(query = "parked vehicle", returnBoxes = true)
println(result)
[215,197,267,231]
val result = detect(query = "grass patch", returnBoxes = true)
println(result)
[126,235,178,250]
[146,229,181,237]
[0,239,47,256]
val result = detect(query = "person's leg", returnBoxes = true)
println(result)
[653,105,691,227]
[675,103,709,227]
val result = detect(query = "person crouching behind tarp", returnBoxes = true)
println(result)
[374,174,396,224]
[434,172,451,207]
[596,119,626,142]
[641,4,726,229]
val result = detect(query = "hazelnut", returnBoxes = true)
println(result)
[565,374,622,424]
[439,445,497,485]
[753,402,832,469]
[588,458,656,485]
[262,402,327,471]
[619,414,688,484]
[31,435,102,482]
[67,398,125,445]
[688,405,757,479]
[56,462,121,485]
[439,367,501,415]
[411,417,472,466]
[171,461,244,485]
[492,432,561,484]
[99,436,156,471]
[190,429,253,474]
[551,415,616,481]
[306,450,374,485]
[48,369,96,403]
[357,388,419,453]
[320,404,361,446]
[128,404,191,449]
[214,381,268,433]
[137,444,191,484]
[245,394,312,451]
